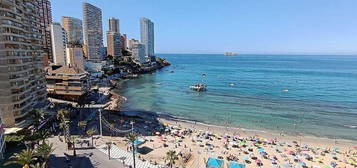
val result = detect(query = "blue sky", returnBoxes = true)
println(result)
[52,0,357,54]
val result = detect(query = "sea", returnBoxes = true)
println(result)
[116,54,357,141]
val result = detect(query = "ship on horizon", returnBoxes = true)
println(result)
[224,52,238,56]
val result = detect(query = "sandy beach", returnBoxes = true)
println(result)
[96,112,357,168]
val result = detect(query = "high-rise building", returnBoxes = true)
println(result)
[108,17,119,33]
[62,16,83,44]
[37,0,53,63]
[107,31,122,58]
[66,43,84,70]
[127,39,139,51]
[50,23,67,66]
[83,2,103,62]
[120,34,127,51]
[140,17,155,57]
[132,43,146,64]
[0,0,47,127]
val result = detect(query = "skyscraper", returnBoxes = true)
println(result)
[140,17,155,57]
[50,23,67,65]
[132,43,146,64]
[0,0,47,127]
[37,0,53,62]
[120,34,127,51]
[62,16,83,44]
[107,32,122,58]
[107,17,121,58]
[83,2,103,62]
[108,17,119,33]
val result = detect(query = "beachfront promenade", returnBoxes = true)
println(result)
[97,144,161,168]
[48,137,126,168]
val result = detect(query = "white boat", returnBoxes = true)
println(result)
[189,83,207,92]
[224,52,238,56]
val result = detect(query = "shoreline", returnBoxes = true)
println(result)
[157,114,357,149]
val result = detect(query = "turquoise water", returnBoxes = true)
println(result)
[117,54,357,140]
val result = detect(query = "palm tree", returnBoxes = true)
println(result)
[106,141,112,160]
[4,148,36,167]
[36,142,54,167]
[56,109,69,121]
[26,130,50,147]
[70,136,77,156]
[29,109,44,129]
[30,162,46,168]
[78,120,87,136]
[57,109,70,143]
[165,150,178,168]
[126,132,139,168]
[86,128,96,147]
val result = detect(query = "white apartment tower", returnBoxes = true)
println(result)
[140,17,154,57]
[50,22,67,65]
[83,2,103,62]
[0,0,47,127]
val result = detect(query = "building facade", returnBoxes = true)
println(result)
[37,0,53,63]
[132,43,146,64]
[108,17,119,33]
[107,31,121,58]
[61,16,83,44]
[0,118,5,160]
[66,43,84,70]
[50,22,67,66]
[46,66,89,101]
[83,2,103,62]
[0,0,47,127]
[120,34,127,51]
[127,39,139,51]
[140,17,154,57]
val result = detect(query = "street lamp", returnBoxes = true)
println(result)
[99,109,103,137]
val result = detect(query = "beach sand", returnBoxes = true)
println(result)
[97,116,357,168]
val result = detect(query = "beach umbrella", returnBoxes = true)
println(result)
[353,145,357,149]
[258,148,265,153]
[242,156,249,161]
[239,141,246,146]
[281,164,293,168]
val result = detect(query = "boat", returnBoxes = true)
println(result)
[189,83,207,92]
[224,52,238,56]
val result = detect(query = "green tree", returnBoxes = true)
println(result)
[86,128,96,147]
[165,150,179,168]
[57,109,70,143]
[126,132,139,168]
[26,130,50,147]
[78,120,87,136]
[29,109,44,129]
[30,162,46,168]
[4,148,36,167]
[35,142,54,167]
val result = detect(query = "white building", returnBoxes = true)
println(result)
[140,17,154,57]
[66,43,84,70]
[127,39,139,51]
[132,43,146,64]
[50,22,67,65]
[83,2,103,62]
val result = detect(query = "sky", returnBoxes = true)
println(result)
[52,0,357,54]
